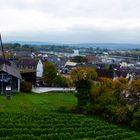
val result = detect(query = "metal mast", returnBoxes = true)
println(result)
[0,34,5,94]
[0,34,7,70]
[0,34,12,99]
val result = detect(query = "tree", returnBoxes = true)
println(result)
[112,77,128,105]
[72,56,87,63]
[13,43,21,49]
[113,77,128,92]
[99,77,113,93]
[90,77,117,115]
[130,79,140,105]
[130,79,140,93]
[53,75,71,87]
[71,67,97,107]
[42,61,57,86]
[71,67,97,82]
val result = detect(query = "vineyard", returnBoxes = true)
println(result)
[0,113,139,140]
[0,93,139,139]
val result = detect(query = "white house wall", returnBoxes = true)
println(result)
[37,60,43,78]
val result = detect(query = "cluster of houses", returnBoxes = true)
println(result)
[0,49,140,94]
[0,50,69,93]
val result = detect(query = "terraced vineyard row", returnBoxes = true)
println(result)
[0,113,139,140]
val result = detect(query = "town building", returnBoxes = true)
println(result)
[0,64,22,94]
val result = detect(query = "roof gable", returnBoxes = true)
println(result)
[16,59,39,69]
[0,64,22,79]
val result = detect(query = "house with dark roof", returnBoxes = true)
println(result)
[14,51,36,59]
[0,64,22,94]
[15,58,38,84]
[43,54,68,72]
[15,58,43,85]
[16,58,38,70]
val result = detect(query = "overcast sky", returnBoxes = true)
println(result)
[1,0,140,44]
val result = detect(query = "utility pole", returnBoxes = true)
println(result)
[0,33,11,100]
[0,34,7,71]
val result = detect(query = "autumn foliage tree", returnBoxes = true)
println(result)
[130,79,140,105]
[71,67,97,107]
[99,77,114,93]
[113,77,128,92]
[129,80,140,130]
[71,67,140,127]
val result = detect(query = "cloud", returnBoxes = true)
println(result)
[1,0,140,43]
[1,0,140,18]
[4,28,140,44]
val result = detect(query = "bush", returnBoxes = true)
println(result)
[131,109,140,130]
[75,79,92,107]
[20,81,32,92]
[53,75,73,87]
[110,105,132,123]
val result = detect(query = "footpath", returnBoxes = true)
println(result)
[32,87,76,93]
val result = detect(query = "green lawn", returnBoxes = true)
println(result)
[0,92,77,113]
[0,92,140,139]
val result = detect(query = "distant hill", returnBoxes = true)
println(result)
[4,41,140,49]
[69,43,140,49]
[4,41,52,46]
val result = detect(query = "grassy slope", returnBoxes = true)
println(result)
[0,92,140,139]
[0,92,77,113]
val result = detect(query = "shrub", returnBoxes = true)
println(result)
[110,105,131,123]
[20,81,32,92]
[131,109,140,130]
[53,75,69,87]
[75,79,92,107]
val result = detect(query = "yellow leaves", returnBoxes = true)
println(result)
[126,104,134,112]
[113,77,128,91]
[111,104,134,123]
[130,79,140,93]
[99,77,113,89]
[90,86,101,98]
[71,67,97,82]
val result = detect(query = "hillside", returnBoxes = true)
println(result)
[0,93,139,140]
